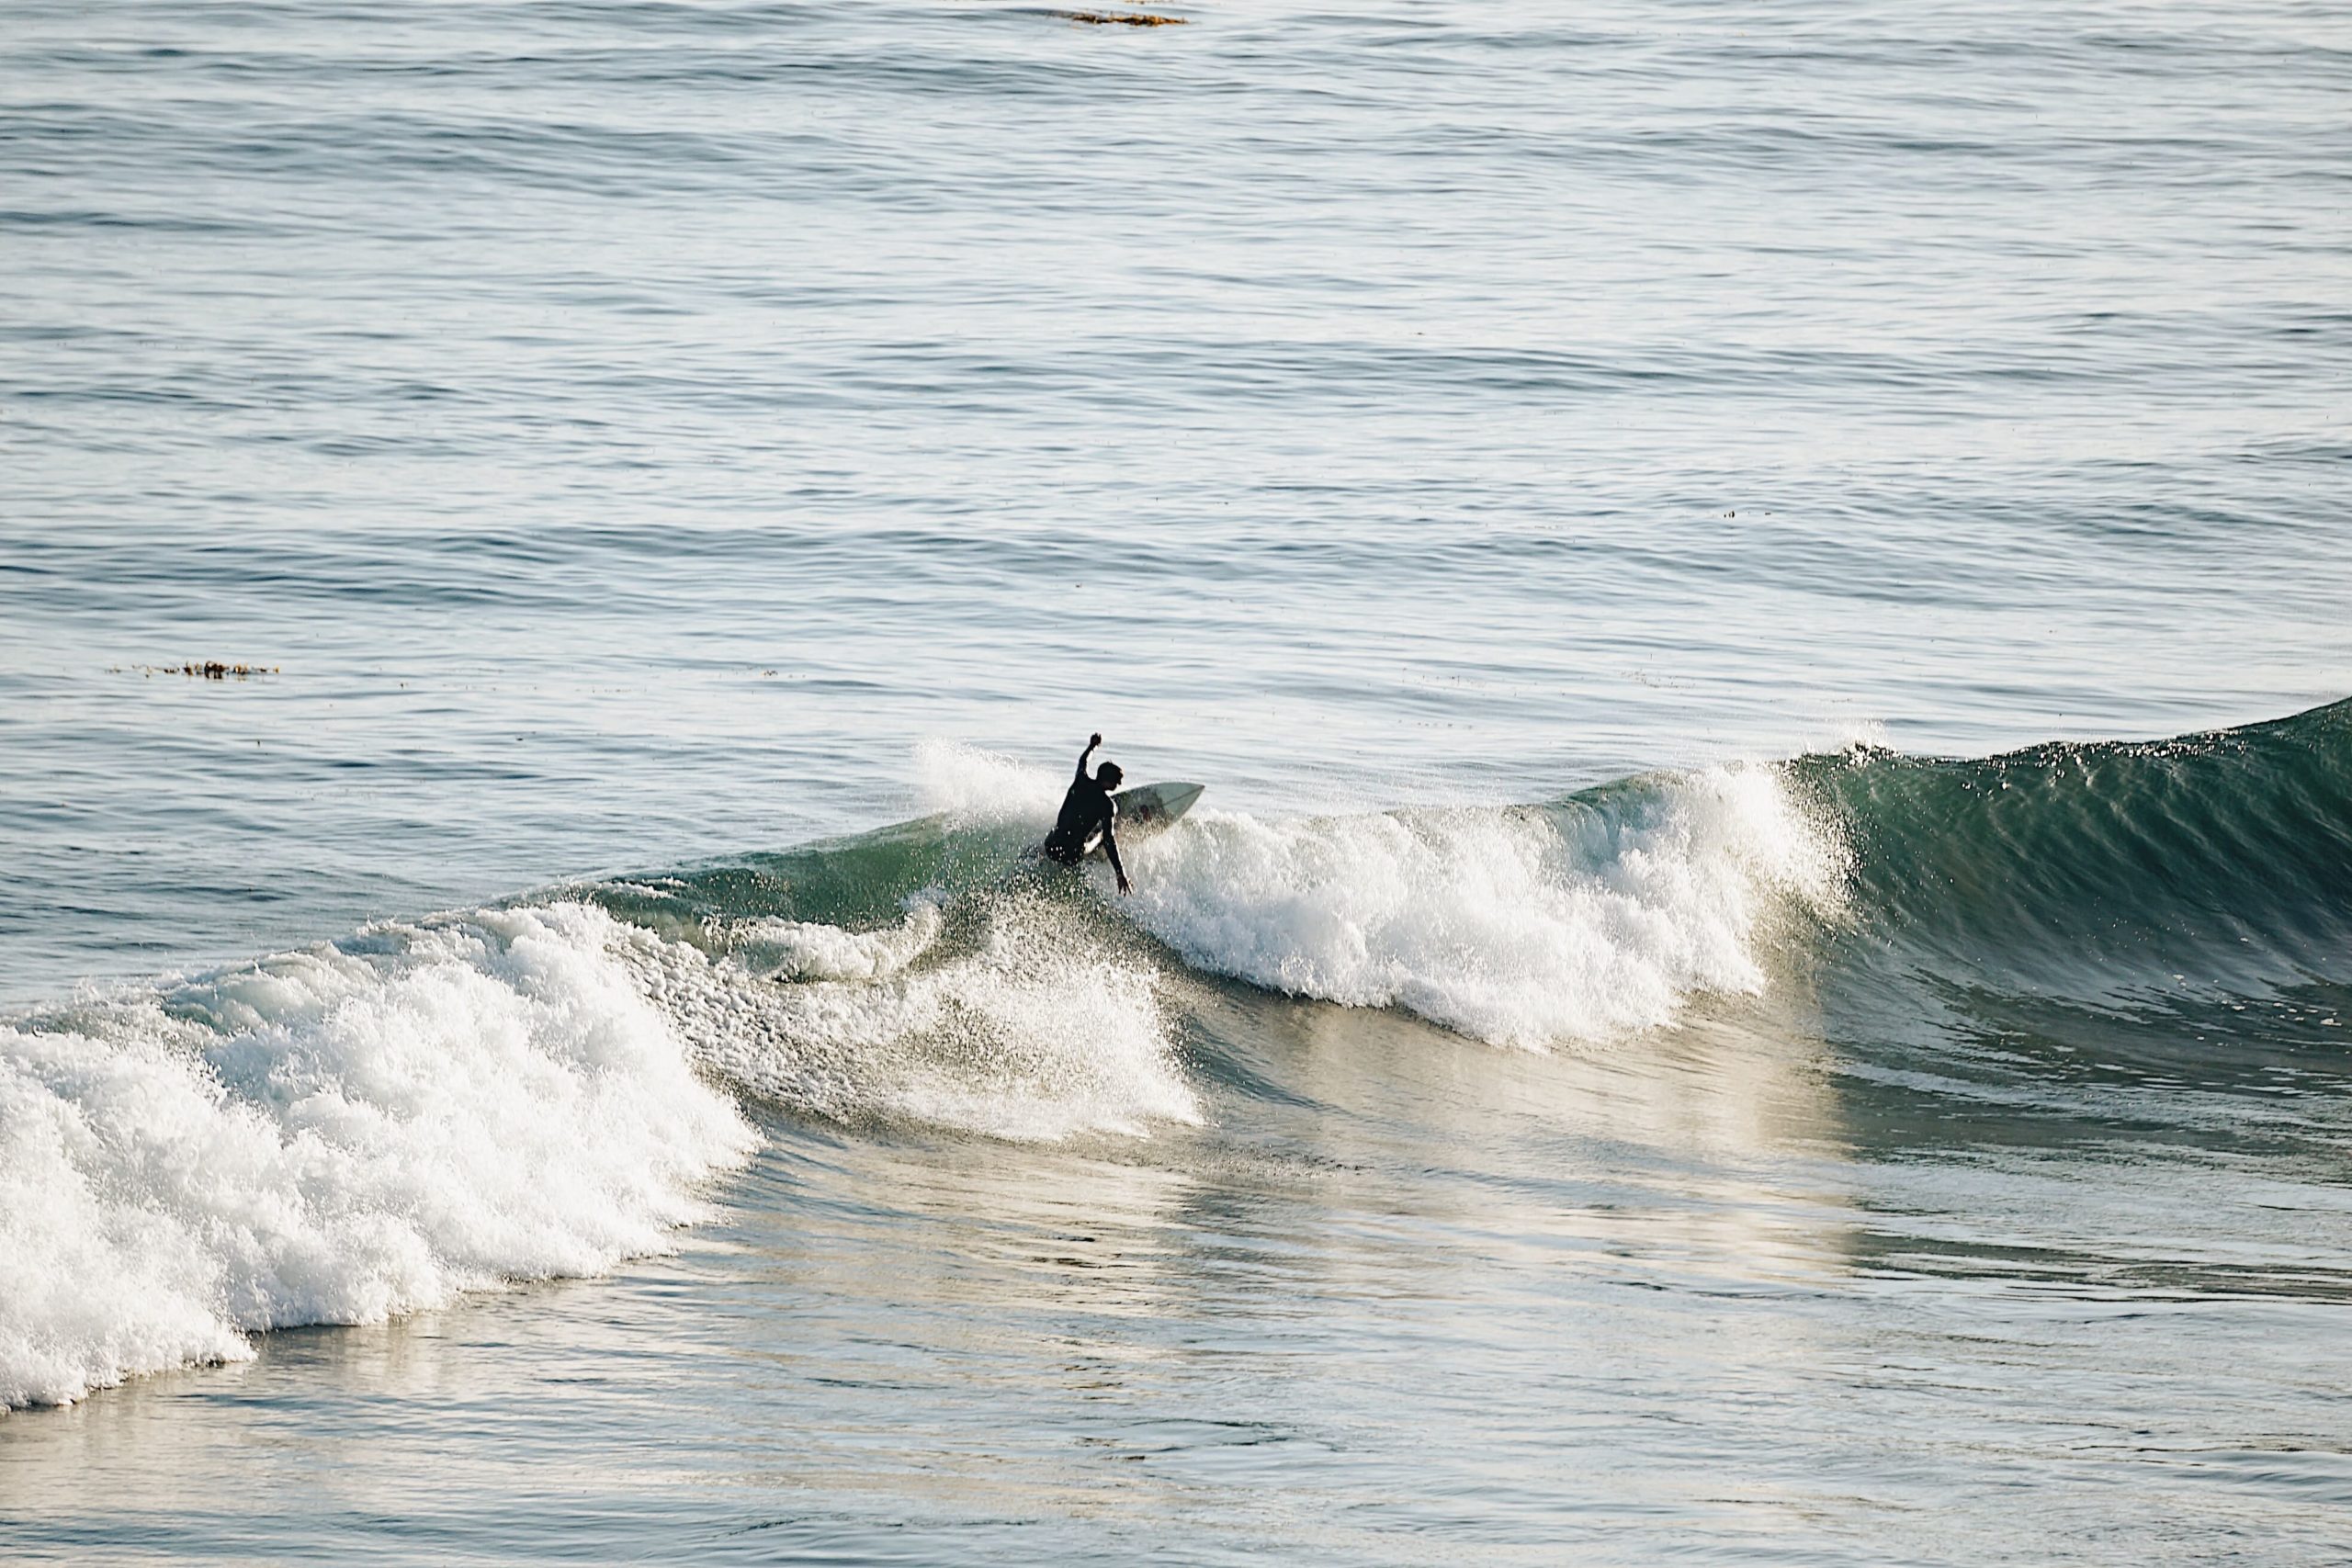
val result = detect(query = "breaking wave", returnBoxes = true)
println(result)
[0,905,753,1411]
[12,699,2349,1411]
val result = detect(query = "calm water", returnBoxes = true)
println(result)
[4,0,2350,1562]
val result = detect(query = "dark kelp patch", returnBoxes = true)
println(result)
[123,661,282,679]
[1052,9,1187,24]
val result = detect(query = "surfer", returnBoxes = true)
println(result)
[1042,732,1131,893]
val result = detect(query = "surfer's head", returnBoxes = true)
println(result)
[1096,761,1124,789]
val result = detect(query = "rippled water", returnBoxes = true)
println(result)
[4,0,2349,1562]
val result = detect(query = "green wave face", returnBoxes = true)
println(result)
[1791,703,2352,1128]
[1801,698,2352,1001]
[583,813,1040,948]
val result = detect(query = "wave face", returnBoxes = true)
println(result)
[0,905,754,1410]
[594,700,2352,1075]
[1805,698,2352,1004]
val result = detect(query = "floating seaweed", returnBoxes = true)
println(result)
[1053,9,1186,25]
[132,661,281,679]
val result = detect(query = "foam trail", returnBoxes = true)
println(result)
[1123,765,1845,1049]
[0,904,754,1411]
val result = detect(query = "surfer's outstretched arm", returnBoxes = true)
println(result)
[1103,826,1131,895]
[1076,731,1102,781]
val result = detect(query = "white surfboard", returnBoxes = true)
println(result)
[1093,781,1204,855]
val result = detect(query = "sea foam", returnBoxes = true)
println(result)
[639,894,1199,1144]
[1123,766,1845,1048]
[0,904,754,1411]
[729,900,945,982]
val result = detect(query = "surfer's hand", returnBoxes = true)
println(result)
[1089,732,1103,750]
[1116,873,1133,895]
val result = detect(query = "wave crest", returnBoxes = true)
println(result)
[1125,765,1845,1048]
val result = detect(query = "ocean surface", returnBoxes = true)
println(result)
[4,0,2351,1561]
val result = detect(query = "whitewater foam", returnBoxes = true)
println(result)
[730,900,945,982]
[0,904,754,1411]
[0,877,1208,1411]
[1122,765,1845,1049]
[639,893,1199,1143]
[914,738,1065,820]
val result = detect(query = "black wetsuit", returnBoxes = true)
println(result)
[1043,750,1125,886]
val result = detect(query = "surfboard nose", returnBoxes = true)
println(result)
[1107,782,1206,839]
[1155,783,1204,818]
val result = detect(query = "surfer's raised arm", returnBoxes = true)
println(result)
[1076,731,1102,781]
